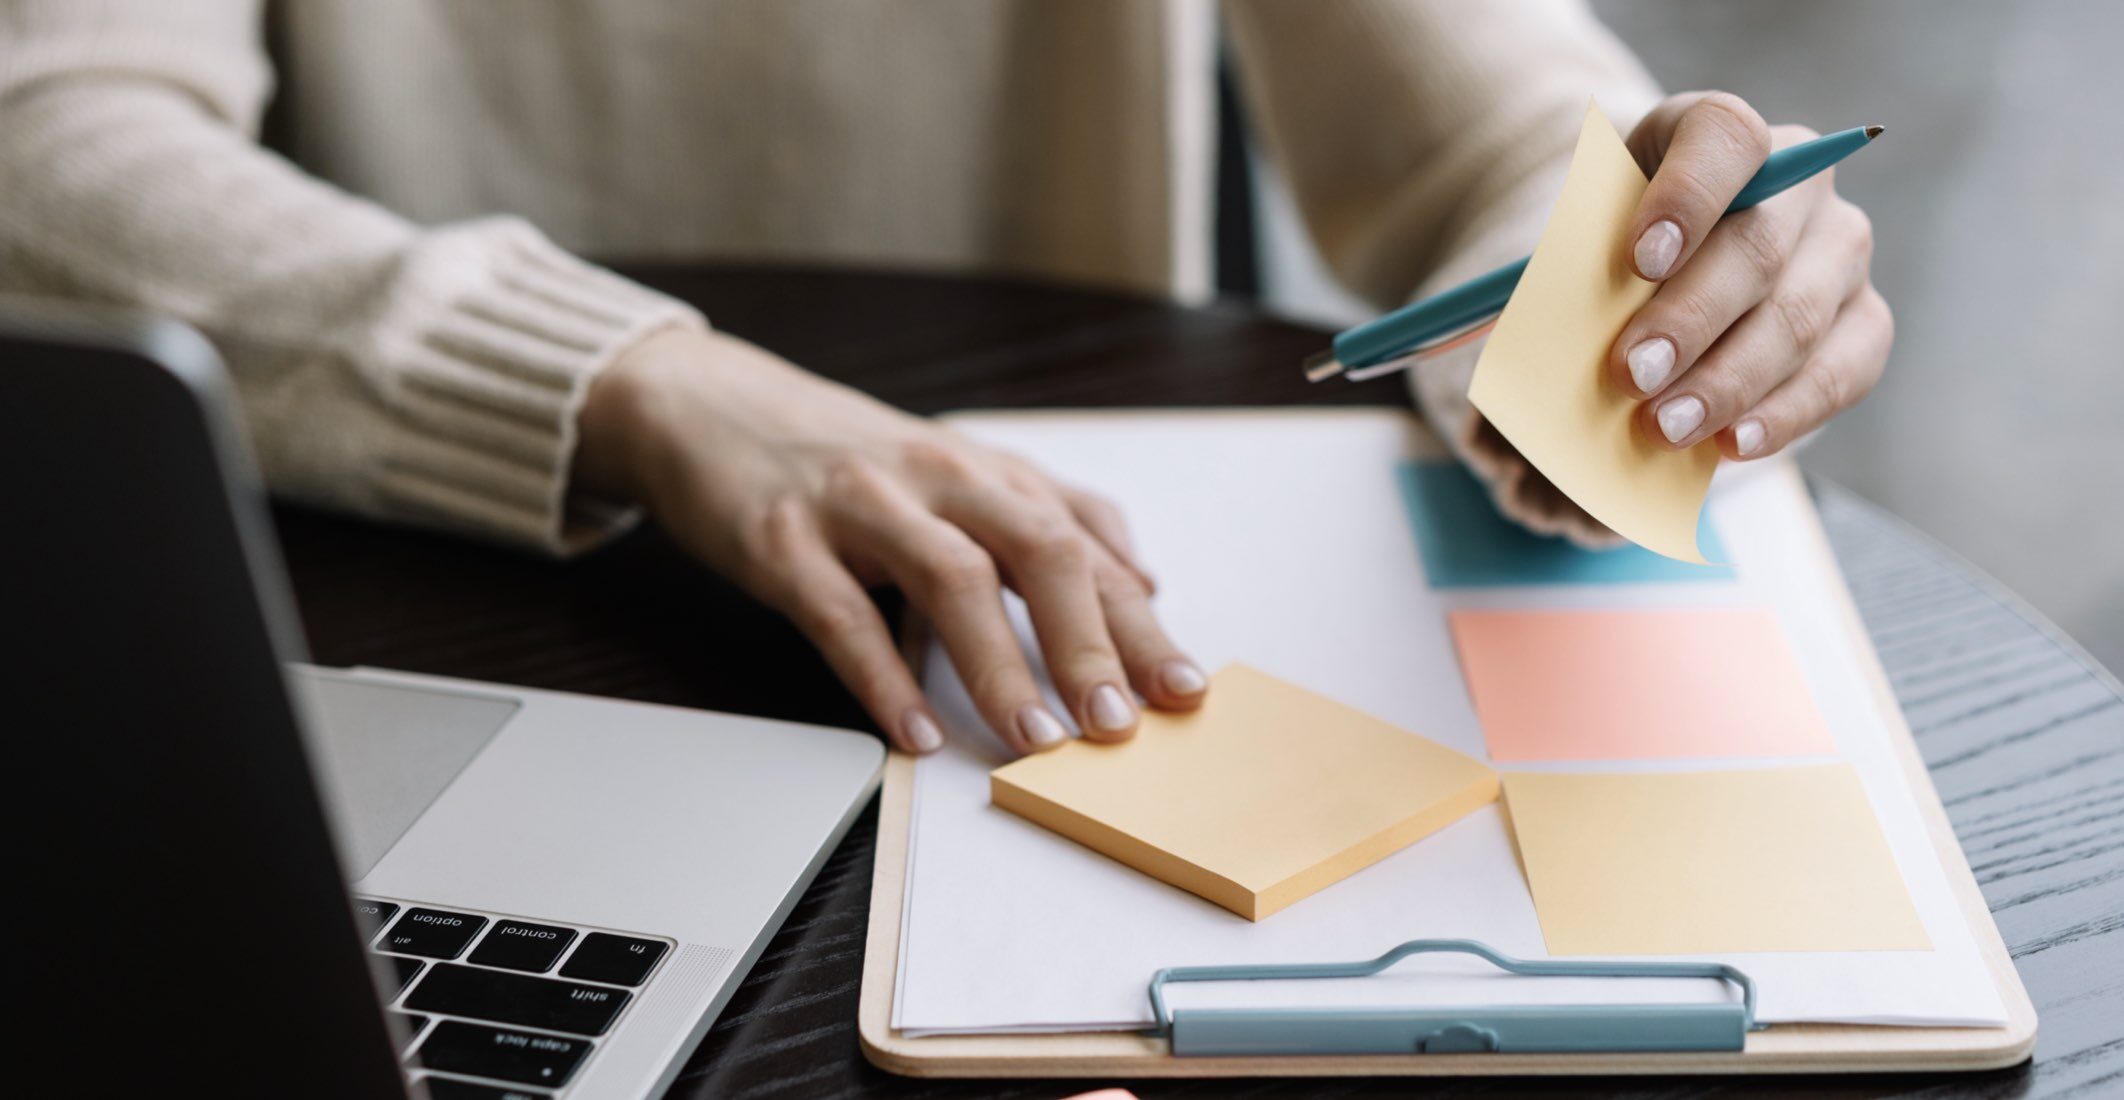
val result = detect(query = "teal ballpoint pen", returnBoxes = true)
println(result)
[1304,123,1884,383]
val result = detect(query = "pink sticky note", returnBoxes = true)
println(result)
[1449,608,1834,762]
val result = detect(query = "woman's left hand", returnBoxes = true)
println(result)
[1612,91,1893,459]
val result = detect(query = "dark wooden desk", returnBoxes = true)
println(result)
[276,267,2123,1099]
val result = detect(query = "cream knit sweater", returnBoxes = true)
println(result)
[0,0,1658,553]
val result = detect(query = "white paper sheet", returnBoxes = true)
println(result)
[892,410,2006,1033]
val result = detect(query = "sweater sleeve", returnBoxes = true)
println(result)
[1224,0,1663,544]
[0,0,705,554]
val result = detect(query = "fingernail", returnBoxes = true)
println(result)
[1657,394,1706,444]
[903,709,944,753]
[1627,337,1676,394]
[1734,418,1767,457]
[1088,684,1136,732]
[1635,219,1683,280]
[1159,660,1208,696]
[1017,704,1069,750]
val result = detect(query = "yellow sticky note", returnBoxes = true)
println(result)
[1503,766,1930,955]
[990,665,1498,920]
[1469,102,1719,563]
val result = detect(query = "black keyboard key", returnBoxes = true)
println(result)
[559,933,667,986]
[354,899,399,942]
[414,1021,589,1088]
[422,1079,552,1100]
[467,920,576,973]
[381,908,488,959]
[391,1012,429,1050]
[406,963,630,1037]
[380,954,424,995]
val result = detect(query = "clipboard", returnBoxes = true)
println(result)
[858,409,2036,1077]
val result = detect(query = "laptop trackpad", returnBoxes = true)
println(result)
[290,669,519,879]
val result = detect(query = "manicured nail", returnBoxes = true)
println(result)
[1635,219,1683,280]
[1626,337,1676,394]
[1734,418,1767,458]
[1088,684,1136,732]
[1159,660,1208,697]
[902,709,944,753]
[1017,704,1069,750]
[1657,395,1706,444]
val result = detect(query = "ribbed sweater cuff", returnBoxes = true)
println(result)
[365,218,703,556]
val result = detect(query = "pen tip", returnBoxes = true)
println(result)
[1303,349,1345,383]
[1863,124,1885,140]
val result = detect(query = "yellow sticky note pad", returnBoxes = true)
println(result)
[990,665,1498,920]
[1469,102,1720,563]
[1503,766,1930,955]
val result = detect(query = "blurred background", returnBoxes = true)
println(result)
[1251,0,2124,673]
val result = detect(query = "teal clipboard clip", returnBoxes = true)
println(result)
[1148,939,1761,1057]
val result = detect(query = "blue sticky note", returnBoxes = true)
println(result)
[1396,461,1732,587]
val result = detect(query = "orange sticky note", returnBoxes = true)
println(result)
[1450,608,1834,762]
[990,665,1497,920]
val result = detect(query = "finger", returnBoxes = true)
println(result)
[1641,196,1874,449]
[1626,91,1773,281]
[1060,485,1157,594]
[992,451,1158,594]
[1090,562,1208,713]
[1611,133,1826,398]
[825,464,1067,754]
[756,509,944,755]
[935,485,1140,742]
[1726,286,1892,460]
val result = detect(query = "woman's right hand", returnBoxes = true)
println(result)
[573,327,1209,756]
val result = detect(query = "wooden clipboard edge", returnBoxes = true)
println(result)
[856,409,2036,1077]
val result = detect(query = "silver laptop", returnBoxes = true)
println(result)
[8,301,884,1098]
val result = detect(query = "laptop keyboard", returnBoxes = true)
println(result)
[359,897,672,1096]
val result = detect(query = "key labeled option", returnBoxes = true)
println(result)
[559,933,668,987]
[380,908,488,959]
[414,1020,589,1088]
[468,920,577,974]
[406,963,630,1037]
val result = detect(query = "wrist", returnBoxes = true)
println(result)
[574,326,704,505]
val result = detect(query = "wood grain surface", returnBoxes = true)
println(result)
[274,267,2121,1098]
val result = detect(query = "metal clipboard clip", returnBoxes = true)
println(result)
[1147,938,1761,1057]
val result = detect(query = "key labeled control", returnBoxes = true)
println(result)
[468,920,577,973]
[353,899,399,942]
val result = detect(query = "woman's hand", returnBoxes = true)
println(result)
[1614,92,1892,459]
[574,328,1207,756]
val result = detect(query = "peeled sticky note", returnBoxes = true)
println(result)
[1503,766,1930,954]
[1468,102,1720,563]
[990,664,1497,921]
[1450,607,1835,762]
[1396,461,1732,587]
